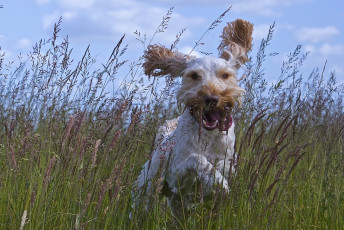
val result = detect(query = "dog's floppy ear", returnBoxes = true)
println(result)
[143,45,189,78]
[218,19,253,69]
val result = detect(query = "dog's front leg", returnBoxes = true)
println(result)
[216,158,236,179]
[172,154,229,195]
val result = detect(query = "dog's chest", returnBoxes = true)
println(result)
[199,133,219,151]
[172,128,227,164]
[198,133,228,162]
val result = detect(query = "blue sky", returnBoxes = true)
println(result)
[0,0,343,83]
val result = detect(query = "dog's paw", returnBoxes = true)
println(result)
[221,178,229,193]
[211,171,230,193]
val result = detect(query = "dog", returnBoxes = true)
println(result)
[131,19,253,215]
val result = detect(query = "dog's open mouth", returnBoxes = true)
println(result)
[201,108,233,131]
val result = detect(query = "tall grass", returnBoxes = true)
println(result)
[0,8,343,230]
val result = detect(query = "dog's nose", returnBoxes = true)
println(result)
[203,95,219,106]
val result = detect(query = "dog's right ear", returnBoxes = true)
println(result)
[143,45,189,78]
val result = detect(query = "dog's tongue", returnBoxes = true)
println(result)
[202,110,233,131]
[223,114,233,132]
[205,110,221,122]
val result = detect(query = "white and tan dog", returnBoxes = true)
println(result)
[132,19,253,214]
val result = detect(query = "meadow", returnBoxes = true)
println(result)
[0,9,343,229]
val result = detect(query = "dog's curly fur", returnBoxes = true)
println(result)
[132,19,253,215]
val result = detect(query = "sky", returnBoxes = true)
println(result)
[0,0,343,84]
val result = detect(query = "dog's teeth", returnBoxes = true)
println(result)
[202,119,219,130]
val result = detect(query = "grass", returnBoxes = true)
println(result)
[0,8,343,230]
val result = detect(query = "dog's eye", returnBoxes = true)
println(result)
[221,73,230,79]
[190,72,200,80]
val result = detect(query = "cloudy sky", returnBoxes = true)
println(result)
[0,0,343,83]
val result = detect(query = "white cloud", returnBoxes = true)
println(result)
[145,0,312,16]
[41,0,314,46]
[252,24,270,40]
[57,0,144,10]
[304,45,315,54]
[16,38,32,50]
[232,0,312,16]
[63,11,77,20]
[58,0,96,9]
[152,0,312,17]
[296,26,339,43]
[42,1,205,44]
[179,46,203,58]
[319,43,344,56]
[42,11,60,30]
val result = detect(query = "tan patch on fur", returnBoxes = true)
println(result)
[143,45,189,77]
[218,19,254,67]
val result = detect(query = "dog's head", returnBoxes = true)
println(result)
[143,19,253,131]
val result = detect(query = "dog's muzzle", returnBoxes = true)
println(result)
[190,95,233,132]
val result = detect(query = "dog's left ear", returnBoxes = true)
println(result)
[143,45,190,78]
[218,19,253,69]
